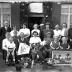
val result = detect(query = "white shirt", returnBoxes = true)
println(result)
[18,28,30,37]
[10,30,18,37]
[61,28,68,36]
[2,38,16,51]
[53,29,61,37]
[31,29,40,36]
[29,37,41,44]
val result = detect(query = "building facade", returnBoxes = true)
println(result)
[0,0,72,29]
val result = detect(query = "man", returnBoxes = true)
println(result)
[43,24,54,39]
[18,23,30,38]
[1,21,11,39]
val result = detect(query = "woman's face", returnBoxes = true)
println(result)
[33,24,38,29]
[23,24,26,29]
[46,25,49,29]
[55,25,59,30]
[62,24,66,28]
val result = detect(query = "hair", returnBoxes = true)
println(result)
[33,31,38,35]
[62,23,67,28]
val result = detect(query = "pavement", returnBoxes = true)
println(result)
[0,52,72,72]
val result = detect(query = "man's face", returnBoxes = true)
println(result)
[46,25,49,29]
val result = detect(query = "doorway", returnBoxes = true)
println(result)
[28,17,43,30]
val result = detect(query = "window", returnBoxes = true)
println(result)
[0,3,11,27]
[61,4,72,29]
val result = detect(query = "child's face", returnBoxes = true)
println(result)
[6,33,11,39]
[9,37,13,43]
[54,36,58,42]
[33,33,38,37]
[62,37,67,42]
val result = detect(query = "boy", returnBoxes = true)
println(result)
[43,32,53,58]
[50,36,60,50]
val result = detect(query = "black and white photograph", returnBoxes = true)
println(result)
[0,0,72,72]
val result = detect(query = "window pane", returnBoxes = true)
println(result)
[61,14,68,25]
[70,5,72,13]
[3,14,10,24]
[70,15,72,24]
[61,5,69,13]
[61,8,69,13]
[2,8,11,14]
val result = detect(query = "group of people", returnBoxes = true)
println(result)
[0,20,72,68]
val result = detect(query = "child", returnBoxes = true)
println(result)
[43,32,53,58]
[2,32,11,60]
[50,36,60,50]
[3,35,16,64]
[60,37,70,50]
[29,31,41,68]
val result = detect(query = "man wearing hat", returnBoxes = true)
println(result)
[43,24,54,39]
[18,23,30,38]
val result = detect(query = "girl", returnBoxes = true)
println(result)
[29,31,42,68]
[60,37,70,50]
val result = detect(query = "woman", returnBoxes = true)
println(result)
[31,24,40,37]
[53,24,61,38]
[61,23,68,37]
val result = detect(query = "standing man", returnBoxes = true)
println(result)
[43,24,54,39]
[1,21,11,40]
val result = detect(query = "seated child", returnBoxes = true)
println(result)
[2,35,16,64]
[29,31,42,68]
[50,36,60,50]
[60,37,70,50]
[43,32,53,58]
